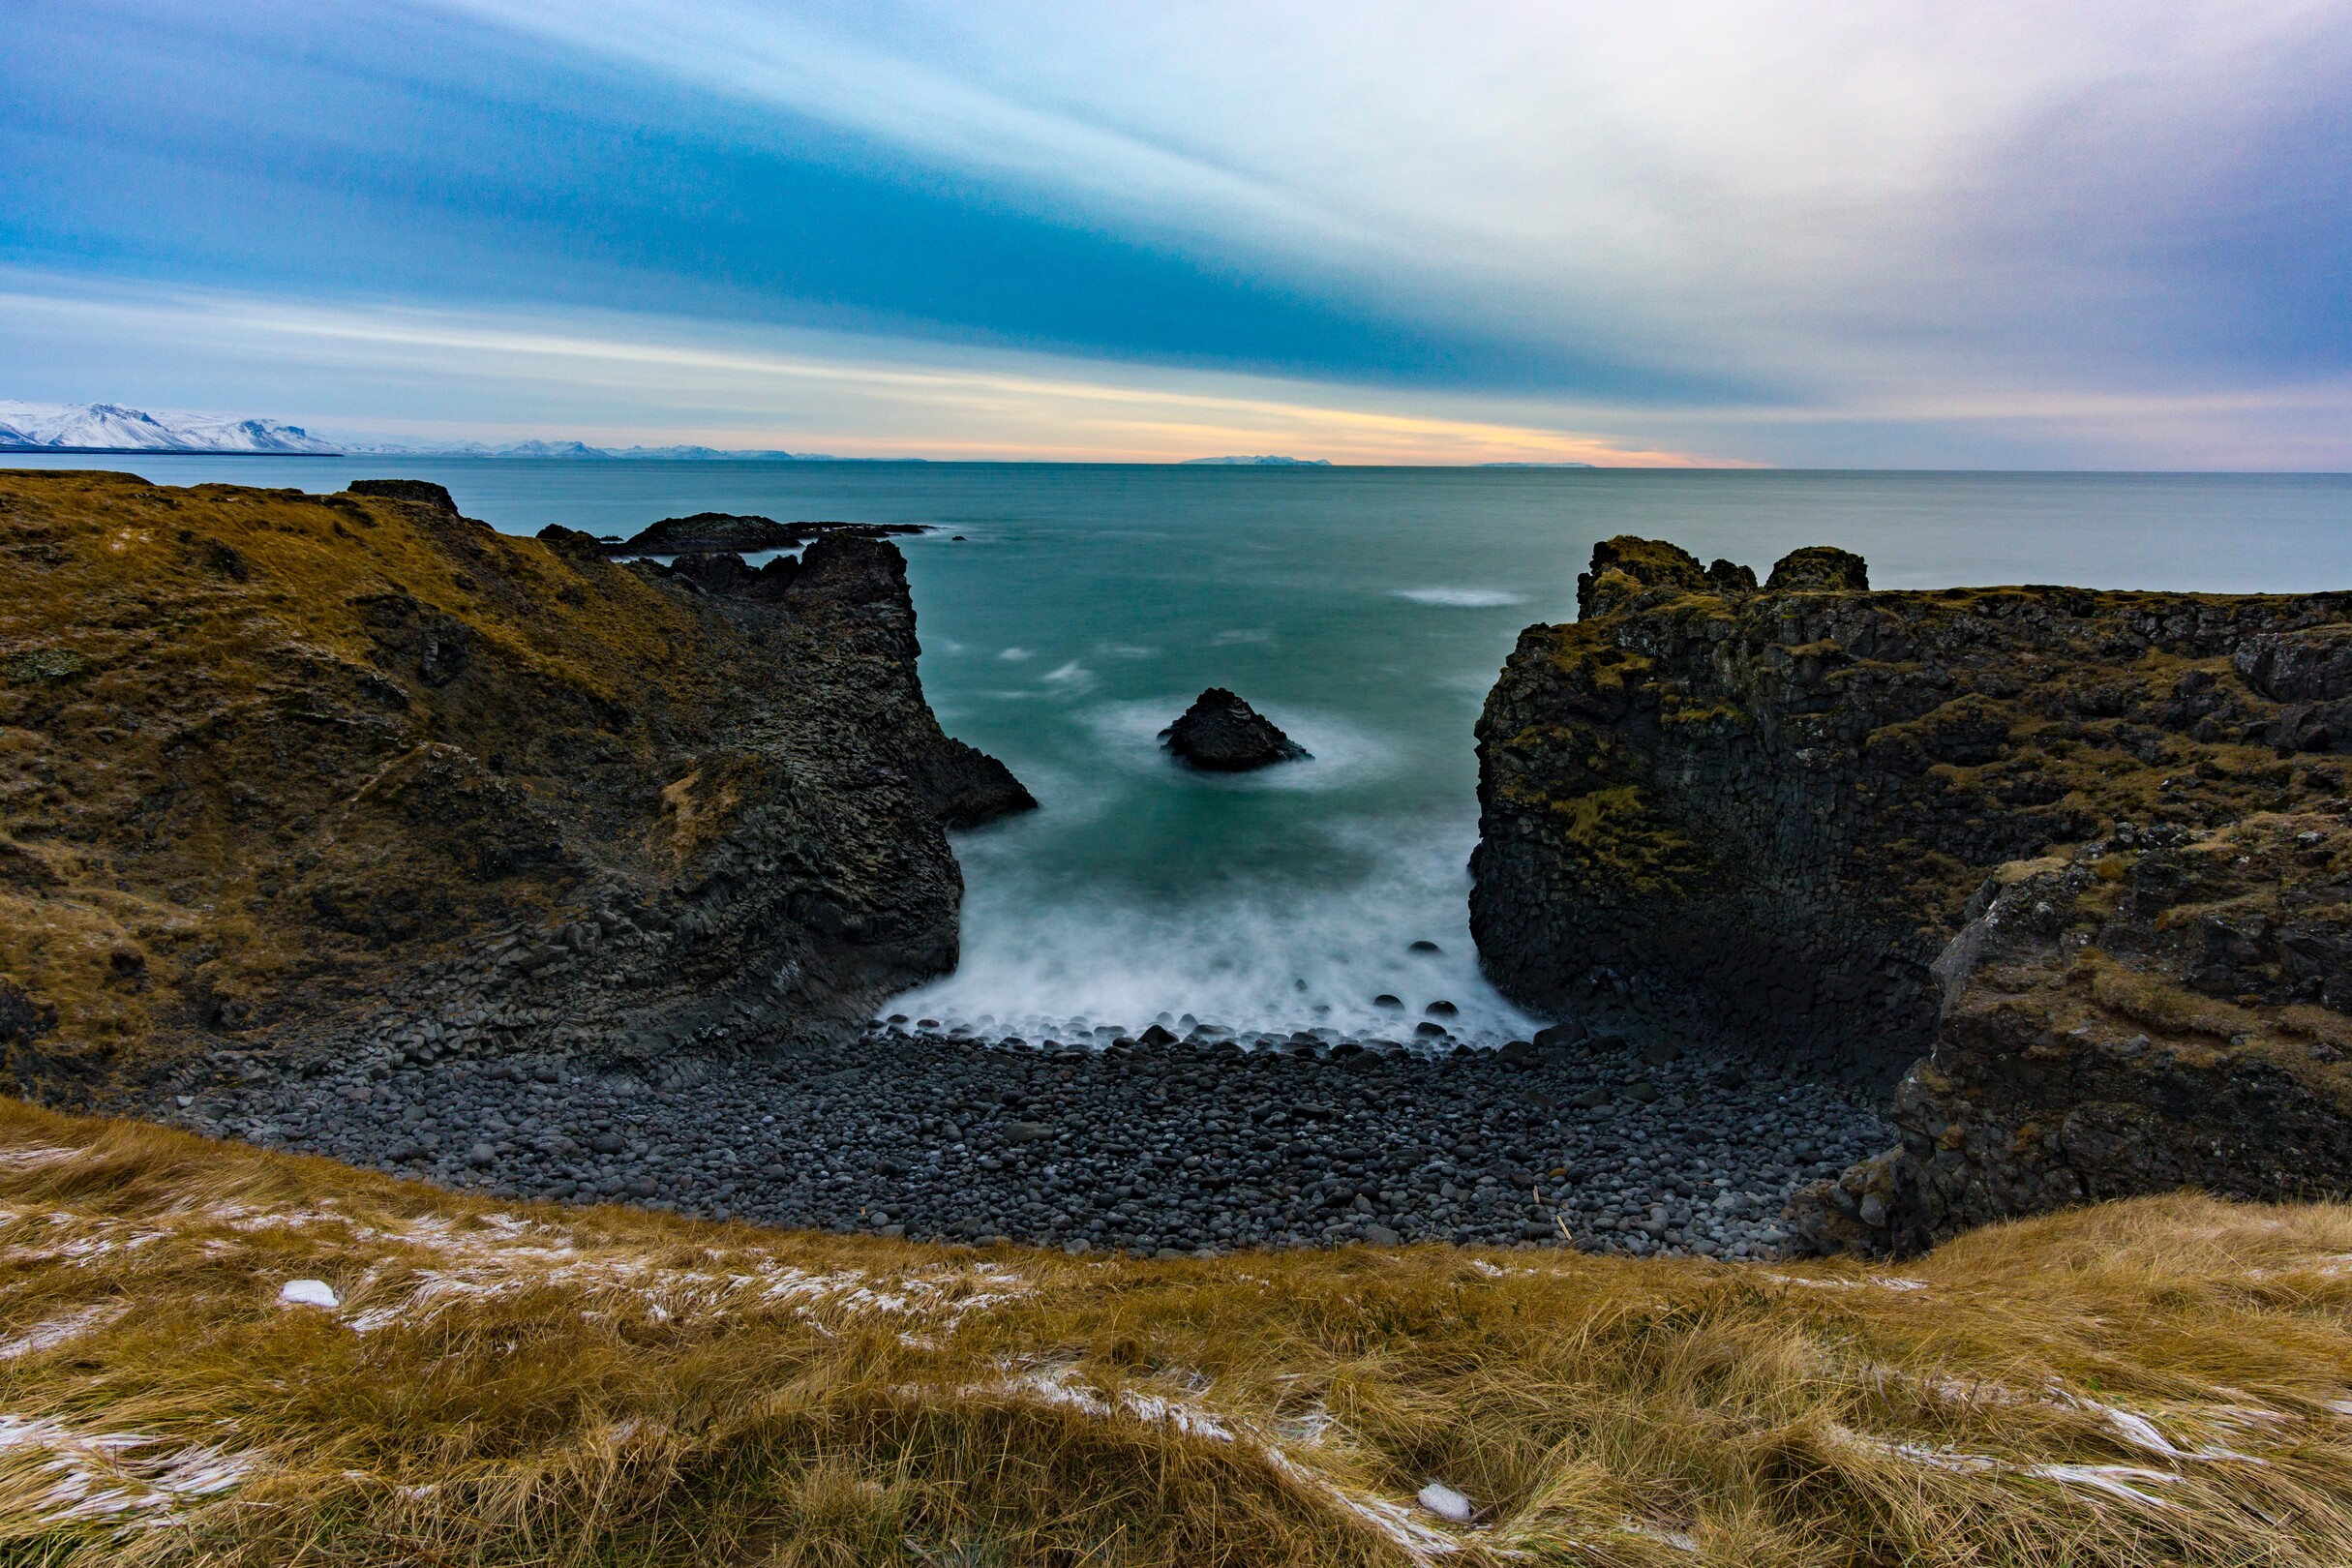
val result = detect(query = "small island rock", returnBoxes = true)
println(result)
[1161,688,1310,770]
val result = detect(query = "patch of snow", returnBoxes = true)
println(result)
[0,1145,84,1171]
[1842,1426,2188,1511]
[279,1280,339,1309]
[1764,1272,1926,1291]
[0,1413,256,1524]
[1418,1481,1475,1522]
[1623,1520,1701,1552]
[0,1304,124,1360]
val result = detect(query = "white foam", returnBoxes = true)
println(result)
[890,826,1540,1045]
[1393,588,1528,607]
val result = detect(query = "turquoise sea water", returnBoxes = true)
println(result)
[23,455,2352,1043]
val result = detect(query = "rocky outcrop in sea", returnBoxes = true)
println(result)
[1161,687,1310,770]
[1473,534,2352,1252]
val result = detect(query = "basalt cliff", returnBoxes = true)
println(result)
[0,470,1030,1102]
[1474,535,2352,1252]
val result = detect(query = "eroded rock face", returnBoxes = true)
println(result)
[0,471,1032,1099]
[1473,533,2352,1247]
[1161,688,1310,770]
[1787,813,2352,1253]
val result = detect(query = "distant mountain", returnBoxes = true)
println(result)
[1178,454,1334,466]
[339,438,835,460]
[0,401,339,455]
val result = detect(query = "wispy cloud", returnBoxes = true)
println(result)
[0,275,1718,464]
[9,2,2352,465]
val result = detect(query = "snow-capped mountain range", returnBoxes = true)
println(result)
[0,405,837,460]
[0,401,340,454]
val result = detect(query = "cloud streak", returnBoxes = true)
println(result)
[6,1,2350,463]
[0,276,1719,464]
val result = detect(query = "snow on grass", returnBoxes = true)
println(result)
[0,1304,125,1361]
[0,1413,257,1525]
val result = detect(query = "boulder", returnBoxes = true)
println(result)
[1161,688,1309,770]
[1764,545,1870,592]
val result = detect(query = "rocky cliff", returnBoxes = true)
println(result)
[0,470,1030,1101]
[1473,534,2352,1251]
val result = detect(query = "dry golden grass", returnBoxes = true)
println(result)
[0,1101,2344,1565]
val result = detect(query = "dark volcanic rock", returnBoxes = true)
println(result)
[0,471,1032,1100]
[612,513,924,557]
[347,479,460,514]
[621,513,801,554]
[1764,546,1870,592]
[1161,688,1309,770]
[1473,531,2352,1251]
[1784,814,2352,1255]
[167,1018,1892,1261]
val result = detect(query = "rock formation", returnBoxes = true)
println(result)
[1473,533,2352,1251]
[0,470,1033,1101]
[1161,688,1310,770]
[606,512,924,557]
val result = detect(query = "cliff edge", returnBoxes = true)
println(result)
[0,470,1031,1101]
[1473,534,2352,1251]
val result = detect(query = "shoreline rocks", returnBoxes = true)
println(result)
[148,1022,1887,1259]
[1161,687,1310,770]
[1473,533,2352,1251]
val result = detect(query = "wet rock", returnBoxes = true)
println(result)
[1161,688,1310,770]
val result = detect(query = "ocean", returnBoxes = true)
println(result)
[22,454,2352,1044]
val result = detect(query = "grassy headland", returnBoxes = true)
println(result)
[0,1100,2346,1566]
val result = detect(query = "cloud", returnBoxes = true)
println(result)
[434,0,2352,397]
[0,273,1718,463]
[12,3,2352,464]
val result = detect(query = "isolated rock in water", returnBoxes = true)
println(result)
[620,512,804,555]
[1161,688,1309,770]
[611,513,929,557]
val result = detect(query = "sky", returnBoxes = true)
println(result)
[5,1,2350,466]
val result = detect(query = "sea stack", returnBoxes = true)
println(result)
[1161,687,1310,770]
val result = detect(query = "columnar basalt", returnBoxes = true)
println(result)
[0,471,1031,1101]
[1473,534,2352,1250]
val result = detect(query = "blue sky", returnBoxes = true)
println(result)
[5,0,2350,465]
